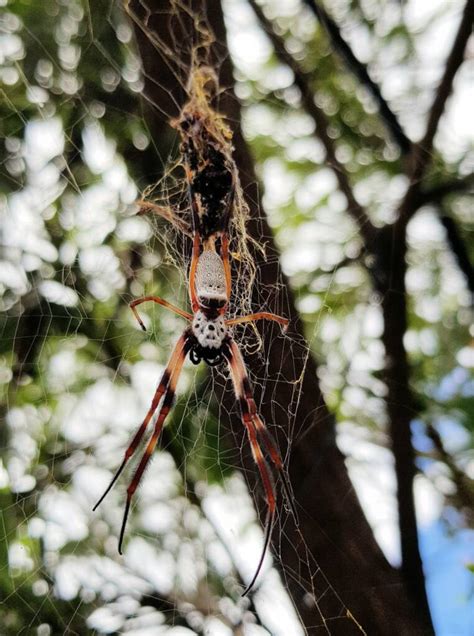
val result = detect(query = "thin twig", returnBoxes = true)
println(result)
[425,422,474,519]
[417,173,474,207]
[438,212,474,297]
[416,175,474,298]
[248,0,375,247]
[303,0,411,153]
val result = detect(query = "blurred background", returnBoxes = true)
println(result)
[0,0,473,634]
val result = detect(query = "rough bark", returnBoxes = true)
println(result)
[126,1,432,634]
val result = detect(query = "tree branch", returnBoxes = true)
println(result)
[418,0,474,163]
[438,211,474,297]
[248,0,375,247]
[375,224,434,633]
[425,422,474,521]
[302,0,474,297]
[417,173,474,207]
[303,0,411,153]
[398,0,474,226]
[415,175,474,297]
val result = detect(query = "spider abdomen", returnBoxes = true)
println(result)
[192,311,227,349]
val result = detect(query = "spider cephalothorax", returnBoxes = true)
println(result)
[194,250,227,307]
[94,102,295,597]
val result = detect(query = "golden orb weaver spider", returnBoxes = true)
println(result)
[94,91,296,596]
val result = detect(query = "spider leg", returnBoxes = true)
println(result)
[250,415,298,525]
[237,405,276,596]
[93,332,190,512]
[185,164,202,313]
[135,199,192,237]
[223,339,278,595]
[220,233,232,302]
[244,489,275,597]
[130,296,192,331]
[118,335,191,553]
[226,312,289,333]
[220,187,234,302]
[226,339,298,523]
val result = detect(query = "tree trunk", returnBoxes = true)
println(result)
[127,1,429,633]
[374,224,434,633]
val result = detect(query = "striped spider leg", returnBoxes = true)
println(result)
[93,330,193,553]
[223,336,297,596]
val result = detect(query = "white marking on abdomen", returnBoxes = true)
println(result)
[192,311,227,349]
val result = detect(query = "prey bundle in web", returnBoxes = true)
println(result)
[139,65,256,321]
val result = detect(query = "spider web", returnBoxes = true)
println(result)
[1,1,472,635]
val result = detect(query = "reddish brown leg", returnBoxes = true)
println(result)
[130,296,192,331]
[118,334,191,553]
[226,339,298,523]
[226,312,289,332]
[220,232,232,305]
[188,231,201,313]
[249,414,298,525]
[93,333,190,513]
[136,199,192,237]
[224,339,280,595]
[184,164,202,313]
[239,417,276,596]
